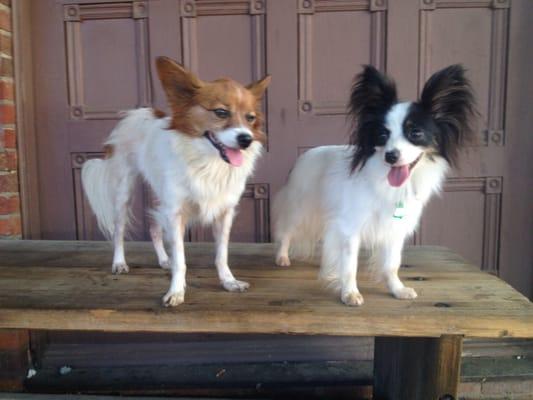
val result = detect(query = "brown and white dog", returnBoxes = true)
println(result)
[82,56,270,306]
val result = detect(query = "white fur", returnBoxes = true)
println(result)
[273,102,449,306]
[82,108,261,306]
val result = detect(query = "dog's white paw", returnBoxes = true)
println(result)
[275,254,291,267]
[393,286,418,300]
[159,259,171,270]
[341,291,365,306]
[162,290,185,307]
[112,262,129,274]
[222,279,250,292]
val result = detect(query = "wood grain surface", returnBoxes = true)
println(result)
[0,241,531,338]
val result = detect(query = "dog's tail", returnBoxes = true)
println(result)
[81,158,117,239]
[81,154,133,239]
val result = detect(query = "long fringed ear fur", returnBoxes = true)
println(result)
[349,65,397,171]
[246,75,271,145]
[155,56,204,132]
[418,64,477,167]
[156,57,204,106]
[247,75,271,99]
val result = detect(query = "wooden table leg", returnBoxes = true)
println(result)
[0,329,29,391]
[373,335,463,400]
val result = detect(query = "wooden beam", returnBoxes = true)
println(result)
[0,329,29,391]
[373,335,463,400]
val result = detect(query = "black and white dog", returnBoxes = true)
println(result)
[273,65,476,305]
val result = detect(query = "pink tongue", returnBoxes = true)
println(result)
[387,165,410,187]
[225,147,243,167]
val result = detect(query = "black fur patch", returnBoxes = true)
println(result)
[416,64,477,166]
[348,65,397,171]
[402,103,439,148]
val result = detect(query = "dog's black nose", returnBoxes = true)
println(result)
[237,133,253,149]
[385,150,400,165]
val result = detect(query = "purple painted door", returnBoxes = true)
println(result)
[29,0,532,298]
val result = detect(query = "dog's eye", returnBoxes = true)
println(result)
[213,108,231,119]
[409,128,424,141]
[375,128,390,146]
[245,114,256,123]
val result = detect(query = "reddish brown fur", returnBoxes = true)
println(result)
[152,109,167,119]
[155,57,270,144]
[103,144,114,159]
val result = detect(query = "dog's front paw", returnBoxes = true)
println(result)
[222,279,250,292]
[112,262,129,274]
[341,291,365,306]
[393,286,418,300]
[162,290,185,307]
[275,254,291,267]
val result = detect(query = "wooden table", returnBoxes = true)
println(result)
[0,241,532,399]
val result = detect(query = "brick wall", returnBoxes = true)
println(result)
[0,0,20,239]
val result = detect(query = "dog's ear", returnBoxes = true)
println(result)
[419,64,477,165]
[246,75,271,99]
[349,65,397,120]
[349,65,397,171]
[419,64,475,122]
[156,57,204,109]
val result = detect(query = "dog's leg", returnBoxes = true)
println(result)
[379,239,417,300]
[162,212,187,307]
[112,222,128,274]
[322,226,363,306]
[275,232,292,267]
[111,173,133,274]
[212,208,250,292]
[150,223,170,269]
[338,233,364,306]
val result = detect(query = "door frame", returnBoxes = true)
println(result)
[12,0,41,239]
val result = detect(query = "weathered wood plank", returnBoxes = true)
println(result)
[0,241,532,338]
[374,335,463,400]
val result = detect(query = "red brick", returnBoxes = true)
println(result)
[0,79,13,100]
[0,32,11,55]
[0,9,10,32]
[0,214,21,235]
[0,172,18,192]
[0,103,15,124]
[0,193,19,214]
[0,56,12,77]
[0,150,16,170]
[0,151,9,169]
[1,128,15,148]
[0,330,28,351]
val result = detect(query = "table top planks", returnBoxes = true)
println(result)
[0,240,532,338]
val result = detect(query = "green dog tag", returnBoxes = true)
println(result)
[393,201,406,219]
